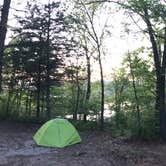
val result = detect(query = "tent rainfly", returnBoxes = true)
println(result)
[33,118,81,148]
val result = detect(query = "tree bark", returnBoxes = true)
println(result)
[73,65,80,121]
[0,0,11,92]
[36,64,41,119]
[25,90,29,116]
[98,47,105,130]
[36,46,42,119]
[45,3,51,120]
[84,48,91,122]
[144,8,166,139]
[80,0,105,129]
[41,90,45,115]
[158,74,166,138]
[73,79,80,121]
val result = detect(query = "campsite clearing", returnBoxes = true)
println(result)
[0,121,166,166]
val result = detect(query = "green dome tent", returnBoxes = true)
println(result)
[33,119,81,148]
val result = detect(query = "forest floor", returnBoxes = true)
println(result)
[0,121,166,166]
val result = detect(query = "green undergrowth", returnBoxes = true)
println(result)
[69,120,99,131]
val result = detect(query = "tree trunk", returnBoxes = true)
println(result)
[41,90,45,116]
[71,80,76,119]
[128,53,141,135]
[84,50,91,122]
[36,77,41,119]
[46,70,51,120]
[45,3,51,120]
[73,66,80,121]
[36,53,41,119]
[158,74,166,139]
[114,80,121,128]
[28,91,32,116]
[98,48,104,130]
[144,8,166,139]
[0,0,11,92]
[17,90,22,115]
[25,90,29,116]
[73,84,80,120]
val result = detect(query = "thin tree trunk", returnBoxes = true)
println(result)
[71,79,76,120]
[80,0,105,129]
[36,51,42,119]
[45,53,51,120]
[114,79,121,113]
[36,82,41,119]
[88,14,105,130]
[28,91,32,117]
[73,68,80,120]
[89,16,105,130]
[25,90,29,116]
[16,89,22,116]
[41,90,45,116]
[128,54,141,134]
[45,3,51,120]
[73,85,80,120]
[98,47,105,130]
[114,80,121,128]
[99,61,104,130]
[0,0,11,92]
[84,49,91,122]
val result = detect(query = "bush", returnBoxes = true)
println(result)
[0,93,19,120]
[110,108,158,140]
[69,120,99,131]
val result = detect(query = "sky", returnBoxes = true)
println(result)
[1,0,150,81]
[86,3,150,81]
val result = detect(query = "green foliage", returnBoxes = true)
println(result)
[0,0,164,142]
[70,120,98,131]
[139,109,158,140]
[109,48,157,139]
[0,94,8,120]
[0,92,19,120]
[50,81,101,120]
[126,0,166,21]
[110,108,158,140]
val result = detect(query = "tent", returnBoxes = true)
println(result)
[33,118,81,148]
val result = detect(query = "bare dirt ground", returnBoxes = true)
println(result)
[0,121,166,166]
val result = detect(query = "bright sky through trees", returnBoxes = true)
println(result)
[2,0,150,81]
